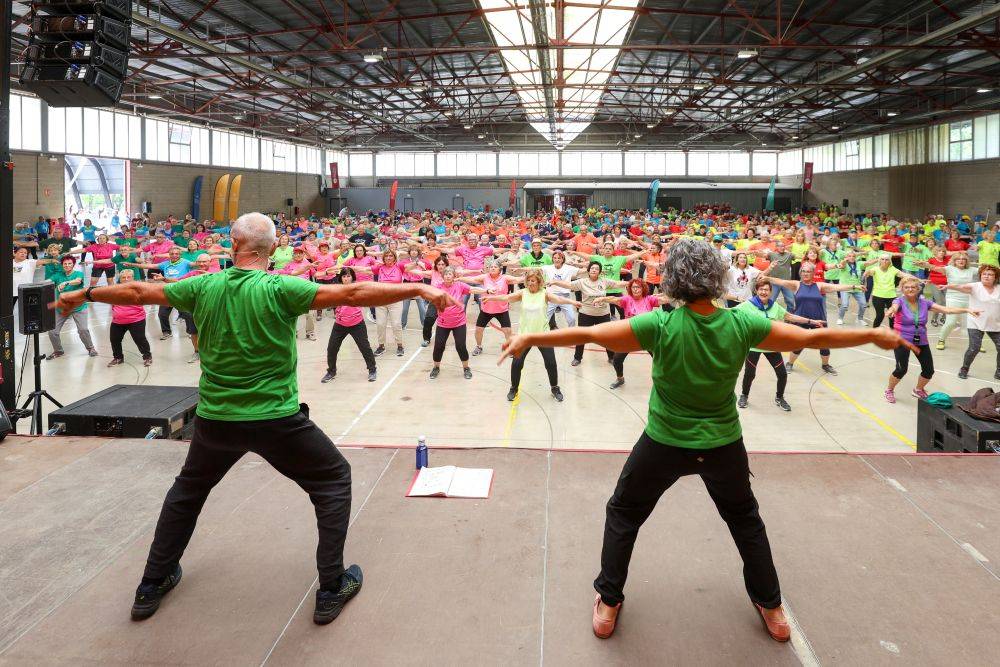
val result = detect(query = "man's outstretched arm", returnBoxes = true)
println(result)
[53,282,170,315]
[312,281,456,312]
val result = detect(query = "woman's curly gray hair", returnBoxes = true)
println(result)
[662,237,728,304]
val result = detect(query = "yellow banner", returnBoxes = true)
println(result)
[212,174,231,222]
[226,174,243,221]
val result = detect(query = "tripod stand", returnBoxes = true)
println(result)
[15,332,62,435]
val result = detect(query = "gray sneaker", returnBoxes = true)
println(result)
[188,352,200,364]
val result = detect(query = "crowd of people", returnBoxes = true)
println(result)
[12,204,1000,405]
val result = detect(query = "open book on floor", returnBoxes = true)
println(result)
[406,466,494,499]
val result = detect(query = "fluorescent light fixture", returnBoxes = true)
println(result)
[736,49,758,59]
[479,0,640,147]
[477,134,486,139]
[463,124,473,130]
[363,53,382,63]
[886,111,898,117]
[831,125,840,130]
[977,88,991,93]
[286,127,296,132]
[411,86,426,92]
[322,136,332,141]
[148,94,162,99]
[633,133,641,139]
[692,83,706,90]
[646,123,657,128]
[444,110,454,116]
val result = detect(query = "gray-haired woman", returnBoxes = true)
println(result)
[498,237,915,642]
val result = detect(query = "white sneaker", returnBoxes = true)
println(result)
[836,318,844,325]
[188,352,200,364]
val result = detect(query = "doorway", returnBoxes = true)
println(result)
[451,195,465,211]
[403,196,414,212]
[64,155,127,231]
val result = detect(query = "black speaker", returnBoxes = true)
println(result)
[19,1,131,108]
[17,282,57,335]
[995,202,1000,215]
[842,198,849,208]
[0,406,11,441]
[141,201,152,214]
[286,198,294,206]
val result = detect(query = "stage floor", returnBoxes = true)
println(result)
[1,436,998,666]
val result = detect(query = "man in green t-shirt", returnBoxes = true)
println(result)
[518,238,553,268]
[47,256,97,359]
[55,212,456,626]
[497,237,915,643]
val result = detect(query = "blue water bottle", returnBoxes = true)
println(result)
[416,435,428,469]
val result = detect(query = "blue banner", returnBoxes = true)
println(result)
[765,176,776,211]
[647,179,660,213]
[191,176,204,220]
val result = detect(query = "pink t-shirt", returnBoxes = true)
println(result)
[84,242,118,265]
[404,258,429,282]
[436,281,471,329]
[373,262,404,283]
[312,254,338,280]
[280,259,314,280]
[479,274,510,314]
[143,240,174,261]
[622,294,660,319]
[193,232,210,243]
[454,245,494,270]
[345,256,376,281]
[334,304,363,327]
[111,304,146,325]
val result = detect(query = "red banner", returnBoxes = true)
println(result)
[389,180,399,211]
[509,179,517,207]
[329,162,340,189]
[803,162,814,191]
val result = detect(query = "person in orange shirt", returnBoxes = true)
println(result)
[641,242,666,293]
[574,225,599,256]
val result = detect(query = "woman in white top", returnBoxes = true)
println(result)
[926,251,976,350]
[725,252,768,307]
[943,263,1000,379]
[540,250,583,328]
[12,247,37,305]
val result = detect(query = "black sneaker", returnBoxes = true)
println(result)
[314,564,363,625]
[775,396,791,411]
[463,367,473,379]
[551,386,564,402]
[131,564,182,621]
[374,345,385,356]
[421,339,430,347]
[958,367,969,379]
[429,367,440,379]
[610,378,625,389]
[368,371,377,382]
[396,346,404,357]
[322,371,336,383]
[571,358,582,367]
[821,364,838,376]
[994,369,1000,381]
[737,394,748,409]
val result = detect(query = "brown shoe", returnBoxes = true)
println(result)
[592,594,621,639]
[754,603,791,642]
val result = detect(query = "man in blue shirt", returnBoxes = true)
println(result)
[126,247,193,338]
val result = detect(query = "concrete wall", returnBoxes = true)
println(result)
[797,158,1000,218]
[130,162,324,219]
[12,151,64,223]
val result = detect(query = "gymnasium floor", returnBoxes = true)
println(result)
[19,300,996,452]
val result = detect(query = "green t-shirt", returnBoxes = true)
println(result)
[270,246,294,270]
[820,248,844,281]
[117,238,139,248]
[978,241,1000,267]
[52,270,87,312]
[630,307,772,449]
[112,253,145,280]
[590,255,629,294]
[870,265,900,299]
[519,252,553,268]
[163,268,319,421]
[901,244,932,272]
[735,300,787,353]
[181,250,206,263]
[839,261,865,287]
[43,261,63,282]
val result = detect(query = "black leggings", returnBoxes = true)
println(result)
[110,321,151,361]
[612,352,629,378]
[871,296,896,329]
[594,434,780,609]
[741,351,786,397]
[433,324,469,363]
[893,344,934,380]
[327,322,376,374]
[962,329,1000,371]
[575,312,613,361]
[511,346,558,390]
[422,304,438,342]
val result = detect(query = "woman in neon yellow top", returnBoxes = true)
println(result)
[789,230,810,279]
[482,268,581,403]
[863,253,919,329]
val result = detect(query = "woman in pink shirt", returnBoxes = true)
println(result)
[464,260,526,356]
[77,233,118,286]
[106,269,152,367]
[429,266,485,380]
[311,241,339,321]
[345,243,378,321]
[192,224,211,245]
[595,279,669,389]
[370,250,406,356]
[322,267,377,383]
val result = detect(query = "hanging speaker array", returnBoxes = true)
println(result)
[19,0,131,107]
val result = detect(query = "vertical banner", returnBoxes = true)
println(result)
[802,162,814,190]
[765,176,776,211]
[389,180,399,212]
[226,174,243,221]
[191,175,203,220]
[212,174,231,222]
[509,179,517,208]
[647,179,660,213]
[329,162,340,189]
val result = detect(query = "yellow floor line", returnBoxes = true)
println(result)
[502,390,521,447]
[798,361,917,450]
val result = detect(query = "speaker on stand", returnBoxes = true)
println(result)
[11,282,63,435]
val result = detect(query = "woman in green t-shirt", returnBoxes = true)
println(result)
[735,279,818,411]
[864,253,920,329]
[497,237,915,643]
